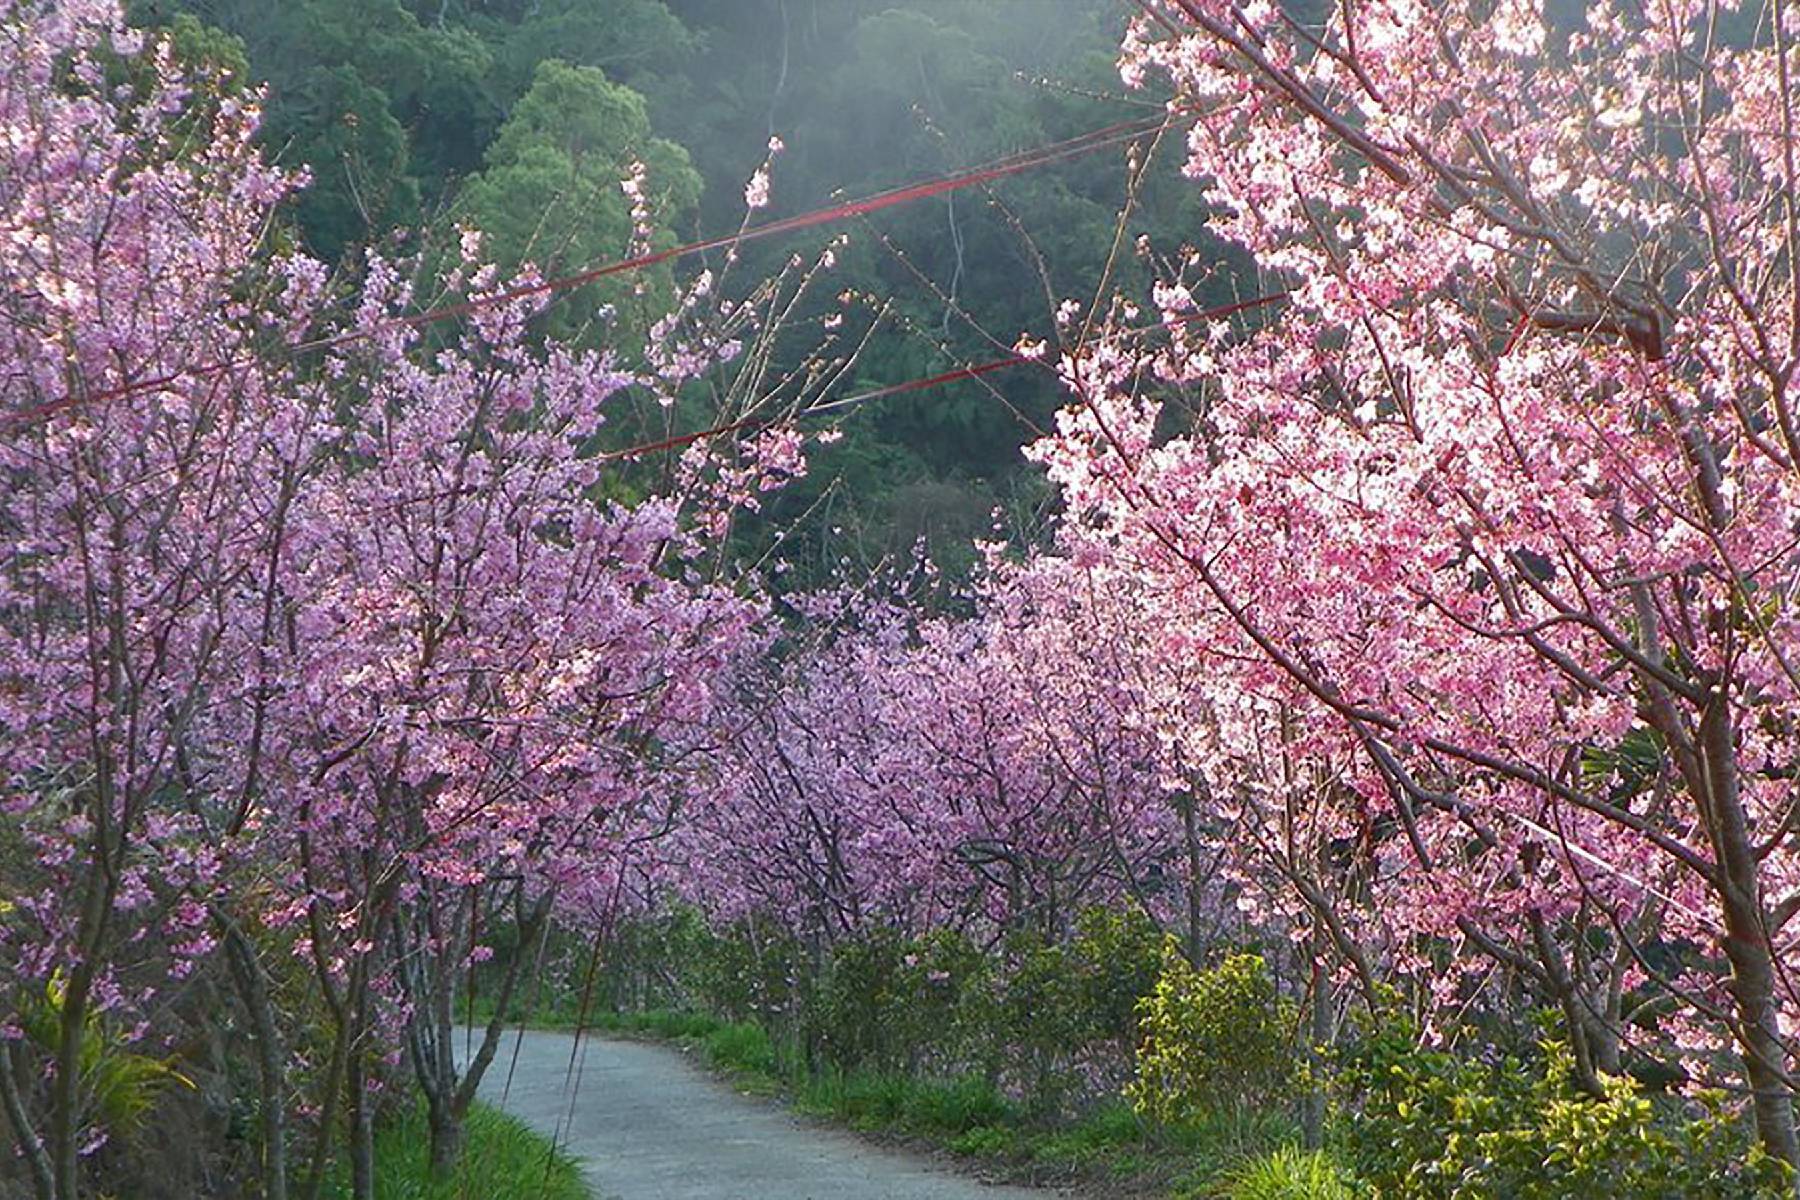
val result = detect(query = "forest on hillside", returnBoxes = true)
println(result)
[135,0,1218,583]
[7,1,1800,1199]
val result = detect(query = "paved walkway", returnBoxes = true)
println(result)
[469,1029,1054,1200]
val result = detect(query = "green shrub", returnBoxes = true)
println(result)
[15,975,195,1146]
[1066,905,1163,1034]
[894,927,993,1067]
[969,908,1162,1113]
[1227,1147,1357,1200]
[809,931,910,1071]
[804,927,1005,1077]
[684,915,805,1026]
[1126,940,1294,1127]
[603,906,1161,1107]
[1336,1021,1791,1199]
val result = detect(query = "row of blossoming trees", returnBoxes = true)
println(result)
[8,0,1800,1194]
[672,0,1800,1181]
[0,3,829,1197]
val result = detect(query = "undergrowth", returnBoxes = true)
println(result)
[531,1005,1301,1194]
[328,1100,588,1200]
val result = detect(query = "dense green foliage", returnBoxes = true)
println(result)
[131,0,1218,580]
[496,904,1163,1103]
[1335,1017,1793,1199]
[1127,944,1295,1128]
[512,906,1797,1198]
[459,58,699,324]
[14,978,194,1153]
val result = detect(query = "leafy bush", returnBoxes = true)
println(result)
[974,907,1162,1111]
[684,916,805,1027]
[1066,906,1164,1034]
[15,974,195,1146]
[1126,941,1294,1127]
[601,905,1161,1107]
[1336,1021,1792,1199]
[893,927,994,1068]
[808,930,910,1071]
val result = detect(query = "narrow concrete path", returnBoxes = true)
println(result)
[468,1029,1054,1200]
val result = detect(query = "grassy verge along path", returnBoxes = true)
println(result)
[503,1010,1296,1198]
[330,1100,589,1200]
[469,1027,1054,1198]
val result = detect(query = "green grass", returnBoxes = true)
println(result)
[700,1019,778,1076]
[622,1008,725,1041]
[787,1066,1290,1189]
[794,1069,1012,1135]
[462,991,591,1031]
[1025,1101,1146,1166]
[1160,1107,1308,1198]
[580,1008,785,1094]
[1221,1147,1357,1200]
[329,1101,589,1200]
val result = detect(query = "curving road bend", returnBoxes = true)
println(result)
[466,1029,1056,1200]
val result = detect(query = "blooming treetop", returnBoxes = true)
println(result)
[0,3,812,1191]
[1032,0,1800,1164]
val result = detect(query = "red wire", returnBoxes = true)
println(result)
[3,112,1174,433]
[600,290,1289,462]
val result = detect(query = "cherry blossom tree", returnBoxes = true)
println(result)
[684,559,1236,952]
[0,4,321,1194]
[245,244,773,1185]
[1034,0,1800,1165]
[0,6,826,1196]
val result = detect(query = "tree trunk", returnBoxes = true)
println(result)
[1300,941,1330,1150]
[1,1041,53,1200]
[427,1102,465,1179]
[1696,701,1800,1172]
[346,1049,375,1200]
[223,920,288,1200]
[1527,911,1607,1098]
[405,887,554,1178]
[50,865,107,1200]
[1180,792,1206,964]
[297,1010,350,1200]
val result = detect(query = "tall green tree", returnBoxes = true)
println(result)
[458,60,700,334]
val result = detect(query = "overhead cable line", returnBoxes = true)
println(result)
[599,290,1289,463]
[4,110,1180,432]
